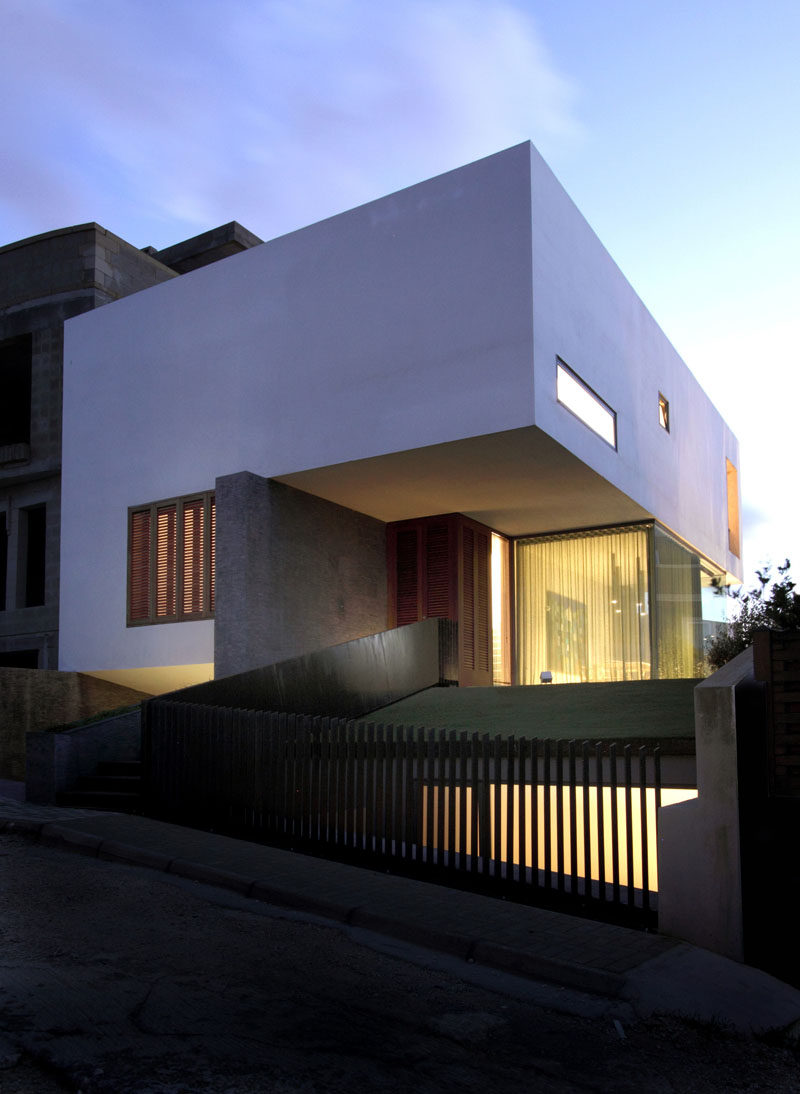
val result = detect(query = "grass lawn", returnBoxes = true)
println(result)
[369,679,698,744]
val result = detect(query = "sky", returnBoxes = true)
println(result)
[2,0,798,588]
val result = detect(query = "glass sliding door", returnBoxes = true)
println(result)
[515,526,651,684]
[652,526,703,678]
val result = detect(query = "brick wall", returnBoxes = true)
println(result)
[753,629,800,797]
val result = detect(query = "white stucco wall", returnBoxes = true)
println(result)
[529,144,740,575]
[59,141,739,679]
[59,144,536,676]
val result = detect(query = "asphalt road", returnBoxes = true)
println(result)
[1,830,798,1093]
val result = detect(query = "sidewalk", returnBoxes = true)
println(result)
[2,793,799,1038]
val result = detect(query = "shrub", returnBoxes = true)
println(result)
[706,560,800,670]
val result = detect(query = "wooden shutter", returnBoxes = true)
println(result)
[156,504,177,617]
[209,496,216,612]
[129,509,151,621]
[425,522,451,618]
[395,528,420,625]
[182,498,205,614]
[475,529,490,672]
[462,526,475,668]
[458,520,492,686]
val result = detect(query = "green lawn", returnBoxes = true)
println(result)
[369,679,698,743]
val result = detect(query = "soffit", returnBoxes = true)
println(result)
[275,426,651,537]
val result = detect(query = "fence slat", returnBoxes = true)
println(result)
[143,700,664,926]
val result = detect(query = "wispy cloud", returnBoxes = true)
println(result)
[1,0,581,246]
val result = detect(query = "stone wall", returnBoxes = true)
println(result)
[0,668,150,781]
[214,474,387,679]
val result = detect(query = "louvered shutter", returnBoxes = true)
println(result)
[156,504,177,617]
[129,509,151,621]
[182,498,205,614]
[395,528,420,625]
[209,496,216,612]
[462,526,475,668]
[425,522,451,618]
[475,529,490,672]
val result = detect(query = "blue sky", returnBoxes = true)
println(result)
[3,0,798,586]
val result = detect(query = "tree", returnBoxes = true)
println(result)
[706,560,800,670]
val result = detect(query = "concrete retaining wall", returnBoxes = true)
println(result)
[26,708,141,805]
[162,617,451,718]
[0,668,148,781]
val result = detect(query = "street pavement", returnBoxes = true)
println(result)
[1,791,799,1041]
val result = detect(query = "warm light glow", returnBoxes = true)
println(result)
[557,361,617,448]
[420,783,698,894]
[490,533,511,685]
[726,459,740,558]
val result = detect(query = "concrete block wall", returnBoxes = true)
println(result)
[215,474,388,679]
[0,225,177,665]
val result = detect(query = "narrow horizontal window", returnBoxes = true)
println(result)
[556,360,617,449]
[128,491,215,625]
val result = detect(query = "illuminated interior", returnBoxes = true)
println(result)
[514,524,721,683]
[420,784,697,894]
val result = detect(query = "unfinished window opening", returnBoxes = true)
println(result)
[556,359,617,449]
[0,511,6,611]
[22,505,46,608]
[0,334,32,447]
[128,491,215,624]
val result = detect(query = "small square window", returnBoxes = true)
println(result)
[658,393,670,432]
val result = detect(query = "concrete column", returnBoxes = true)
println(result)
[658,647,752,961]
[214,473,387,679]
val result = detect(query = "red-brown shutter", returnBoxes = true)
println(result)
[462,526,475,668]
[475,529,490,671]
[395,528,420,625]
[156,504,176,617]
[129,509,151,621]
[425,522,451,618]
[182,498,205,614]
[209,496,216,613]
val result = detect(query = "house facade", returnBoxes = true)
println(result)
[57,142,742,695]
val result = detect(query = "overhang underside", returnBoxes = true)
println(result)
[275,425,652,538]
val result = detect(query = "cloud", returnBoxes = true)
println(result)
[0,0,581,247]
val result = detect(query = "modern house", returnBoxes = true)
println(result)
[0,221,262,671]
[56,142,742,696]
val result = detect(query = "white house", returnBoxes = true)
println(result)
[59,142,741,695]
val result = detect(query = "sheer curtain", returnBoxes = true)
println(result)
[516,527,651,684]
[653,526,703,678]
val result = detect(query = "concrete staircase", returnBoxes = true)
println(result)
[58,759,142,813]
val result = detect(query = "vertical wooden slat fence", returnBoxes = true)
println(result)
[143,700,664,924]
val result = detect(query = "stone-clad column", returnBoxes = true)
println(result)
[214,472,387,679]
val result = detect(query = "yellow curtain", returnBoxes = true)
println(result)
[516,527,651,684]
[653,526,703,678]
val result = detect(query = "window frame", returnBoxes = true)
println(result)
[127,491,215,626]
[556,358,617,450]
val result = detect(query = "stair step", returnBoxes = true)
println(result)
[75,774,141,793]
[96,760,142,776]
